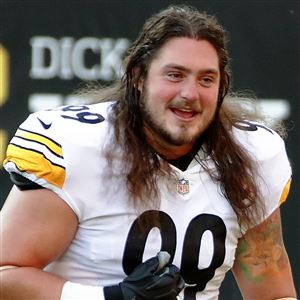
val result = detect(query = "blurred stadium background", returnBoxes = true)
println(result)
[0,1,299,297]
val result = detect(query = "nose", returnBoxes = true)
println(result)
[180,78,199,101]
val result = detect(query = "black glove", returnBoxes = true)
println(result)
[103,251,185,299]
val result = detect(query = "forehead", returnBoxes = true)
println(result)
[150,37,219,71]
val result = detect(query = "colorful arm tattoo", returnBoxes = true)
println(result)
[235,209,288,283]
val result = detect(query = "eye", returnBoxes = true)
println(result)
[199,76,215,87]
[166,72,183,81]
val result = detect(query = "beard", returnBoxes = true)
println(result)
[139,88,215,147]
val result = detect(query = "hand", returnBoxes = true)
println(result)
[104,251,185,299]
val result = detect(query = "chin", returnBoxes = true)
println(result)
[169,133,200,146]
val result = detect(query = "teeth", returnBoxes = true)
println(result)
[178,108,193,112]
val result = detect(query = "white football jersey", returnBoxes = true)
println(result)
[3,102,292,300]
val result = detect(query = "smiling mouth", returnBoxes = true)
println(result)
[171,108,198,119]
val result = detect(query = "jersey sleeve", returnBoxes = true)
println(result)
[3,109,67,199]
[9,172,45,190]
[3,103,112,220]
[233,122,292,231]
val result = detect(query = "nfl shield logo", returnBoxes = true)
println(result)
[177,178,189,195]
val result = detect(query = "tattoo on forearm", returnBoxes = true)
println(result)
[235,211,288,282]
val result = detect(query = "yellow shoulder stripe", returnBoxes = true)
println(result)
[16,128,62,158]
[4,144,65,188]
[279,178,292,206]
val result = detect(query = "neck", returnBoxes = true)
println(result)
[144,127,194,160]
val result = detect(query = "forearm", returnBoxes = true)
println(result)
[0,267,65,300]
[1,252,184,300]
[233,208,297,299]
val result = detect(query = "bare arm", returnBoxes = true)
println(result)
[0,186,78,300]
[232,208,297,299]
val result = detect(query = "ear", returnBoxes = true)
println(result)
[132,67,144,92]
[137,78,144,93]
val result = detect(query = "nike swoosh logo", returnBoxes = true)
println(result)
[37,117,52,129]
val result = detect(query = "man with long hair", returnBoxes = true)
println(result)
[0,5,297,300]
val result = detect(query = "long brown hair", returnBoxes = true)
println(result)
[83,5,277,228]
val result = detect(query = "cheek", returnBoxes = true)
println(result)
[201,89,219,108]
[149,85,178,106]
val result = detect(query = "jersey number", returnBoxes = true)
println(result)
[234,120,273,134]
[60,105,105,124]
[123,210,226,299]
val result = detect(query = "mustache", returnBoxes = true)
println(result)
[169,99,202,112]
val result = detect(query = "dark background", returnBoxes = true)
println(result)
[1,1,299,298]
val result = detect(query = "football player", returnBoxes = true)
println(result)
[0,5,297,300]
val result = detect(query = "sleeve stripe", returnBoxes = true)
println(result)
[19,127,62,146]
[279,178,292,206]
[16,128,63,157]
[8,143,65,170]
[4,144,66,188]
[14,135,63,159]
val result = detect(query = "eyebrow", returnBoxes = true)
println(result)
[162,63,219,75]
